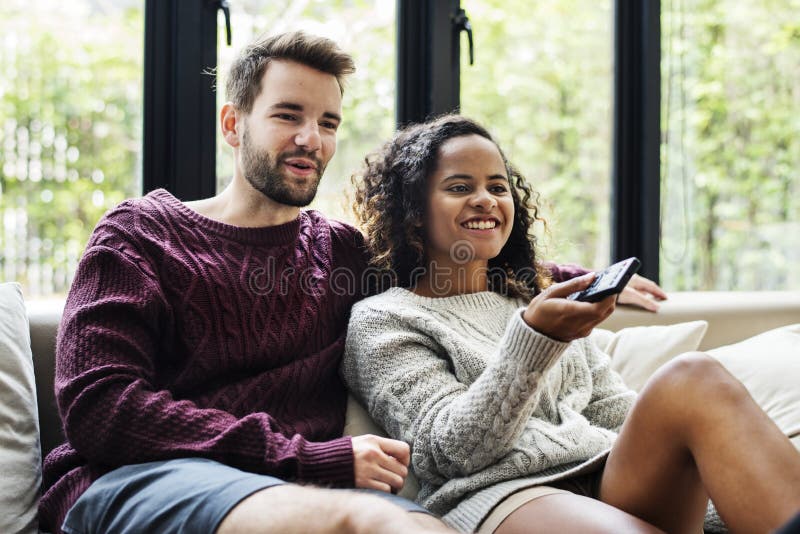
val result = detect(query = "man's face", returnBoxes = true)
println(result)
[239,60,342,207]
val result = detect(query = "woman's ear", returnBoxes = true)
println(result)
[220,103,241,148]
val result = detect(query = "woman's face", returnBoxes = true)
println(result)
[423,134,515,269]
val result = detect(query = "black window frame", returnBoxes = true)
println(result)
[143,0,661,282]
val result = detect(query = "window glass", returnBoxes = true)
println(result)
[215,0,396,224]
[661,0,800,290]
[0,0,144,299]
[460,0,614,269]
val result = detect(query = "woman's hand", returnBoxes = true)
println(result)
[352,434,410,493]
[618,274,668,312]
[522,273,616,342]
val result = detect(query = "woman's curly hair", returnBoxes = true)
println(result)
[352,114,551,299]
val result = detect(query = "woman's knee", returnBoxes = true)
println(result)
[640,352,749,410]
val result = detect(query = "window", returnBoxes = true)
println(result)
[660,0,800,289]
[460,0,614,269]
[215,0,396,224]
[0,0,144,299]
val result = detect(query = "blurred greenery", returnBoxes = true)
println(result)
[460,0,614,270]
[0,1,142,297]
[1,0,798,297]
[659,0,800,289]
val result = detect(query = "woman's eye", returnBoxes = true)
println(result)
[447,184,469,193]
[491,185,509,194]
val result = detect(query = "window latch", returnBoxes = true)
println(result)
[453,8,474,65]
[212,0,232,46]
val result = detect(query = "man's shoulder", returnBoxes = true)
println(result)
[87,189,178,250]
[303,210,359,234]
[303,210,366,250]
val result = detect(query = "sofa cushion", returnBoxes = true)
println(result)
[0,282,42,533]
[344,394,421,500]
[591,320,709,392]
[707,324,800,443]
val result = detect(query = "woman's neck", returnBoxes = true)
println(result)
[411,260,490,298]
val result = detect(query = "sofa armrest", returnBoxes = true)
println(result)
[600,291,800,350]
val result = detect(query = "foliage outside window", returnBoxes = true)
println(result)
[215,0,396,223]
[660,0,800,290]
[0,0,143,299]
[460,0,614,271]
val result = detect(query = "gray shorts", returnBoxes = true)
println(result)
[62,457,431,534]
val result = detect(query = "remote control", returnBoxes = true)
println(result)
[567,257,641,303]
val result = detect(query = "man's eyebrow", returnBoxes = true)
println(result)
[269,102,341,123]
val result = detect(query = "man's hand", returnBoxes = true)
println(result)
[352,434,410,493]
[618,274,668,312]
[523,273,616,342]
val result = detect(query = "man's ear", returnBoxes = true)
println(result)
[220,102,242,148]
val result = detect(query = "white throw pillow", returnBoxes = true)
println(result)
[0,282,41,534]
[707,324,800,441]
[590,320,709,391]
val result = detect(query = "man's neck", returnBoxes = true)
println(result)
[184,178,301,228]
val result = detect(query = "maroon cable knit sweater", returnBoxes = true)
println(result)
[39,189,371,532]
[39,189,588,532]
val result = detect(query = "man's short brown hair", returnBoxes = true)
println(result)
[225,30,355,114]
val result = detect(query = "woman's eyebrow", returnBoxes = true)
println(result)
[442,173,508,182]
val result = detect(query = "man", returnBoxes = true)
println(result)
[40,31,664,534]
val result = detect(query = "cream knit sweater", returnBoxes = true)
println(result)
[341,287,637,532]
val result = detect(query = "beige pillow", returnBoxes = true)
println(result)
[590,320,709,391]
[707,324,800,442]
[0,282,41,534]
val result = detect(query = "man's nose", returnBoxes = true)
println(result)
[295,121,321,152]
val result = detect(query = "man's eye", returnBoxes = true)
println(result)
[275,114,297,121]
[321,121,339,130]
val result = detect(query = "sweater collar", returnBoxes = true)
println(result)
[385,286,515,311]
[149,188,304,246]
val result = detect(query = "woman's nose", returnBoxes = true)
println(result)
[470,188,497,210]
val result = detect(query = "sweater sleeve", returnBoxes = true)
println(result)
[577,337,637,432]
[56,240,354,486]
[341,304,569,482]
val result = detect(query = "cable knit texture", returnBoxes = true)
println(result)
[39,189,370,533]
[341,288,636,532]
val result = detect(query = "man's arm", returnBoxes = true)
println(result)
[543,261,667,312]
[56,243,354,487]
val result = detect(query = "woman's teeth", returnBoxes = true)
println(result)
[464,220,497,230]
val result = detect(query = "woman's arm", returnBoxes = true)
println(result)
[577,337,637,432]
[341,304,568,483]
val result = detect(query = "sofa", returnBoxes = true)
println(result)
[2,283,799,533]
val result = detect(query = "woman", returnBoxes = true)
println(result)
[341,114,800,533]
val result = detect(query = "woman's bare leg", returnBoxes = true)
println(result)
[493,493,664,534]
[600,352,800,533]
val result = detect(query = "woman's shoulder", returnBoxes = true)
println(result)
[350,287,421,322]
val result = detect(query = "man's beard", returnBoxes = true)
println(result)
[240,127,324,207]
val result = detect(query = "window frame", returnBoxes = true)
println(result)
[143,0,661,281]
